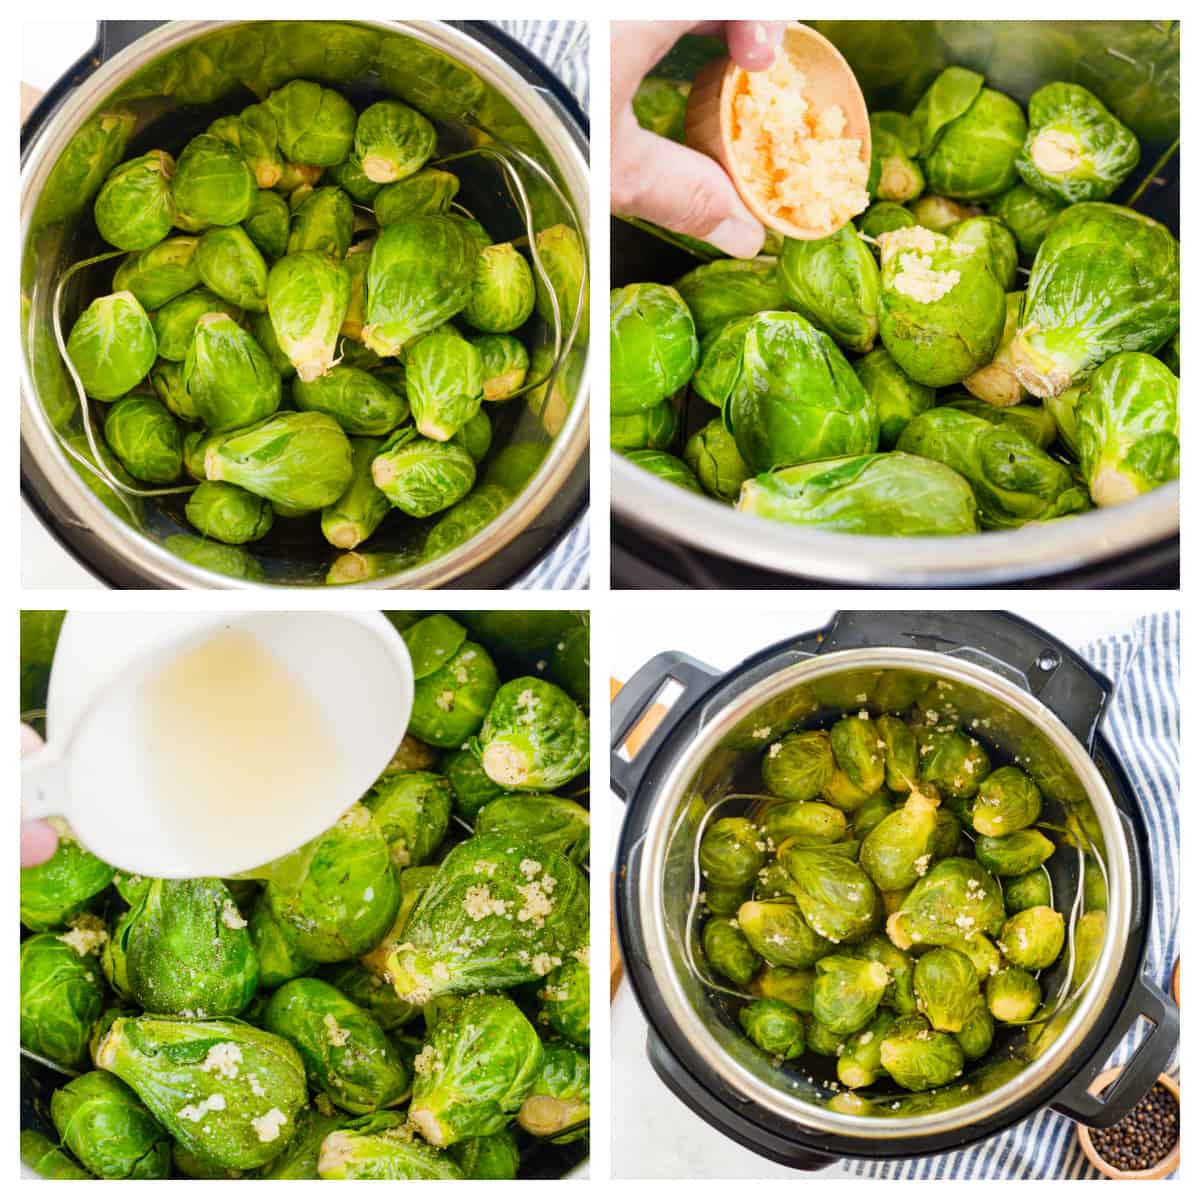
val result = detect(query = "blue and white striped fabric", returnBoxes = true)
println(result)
[846,610,1180,1180]
[491,20,591,591]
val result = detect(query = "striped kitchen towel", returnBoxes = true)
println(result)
[846,610,1180,1180]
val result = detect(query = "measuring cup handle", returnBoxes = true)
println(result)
[21,746,68,823]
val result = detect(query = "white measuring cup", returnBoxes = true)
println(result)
[21,611,413,878]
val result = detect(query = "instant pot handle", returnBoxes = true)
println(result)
[610,653,719,803]
[1050,972,1179,1127]
[645,1030,837,1172]
[819,610,1113,749]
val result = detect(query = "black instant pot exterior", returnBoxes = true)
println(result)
[612,611,1178,1169]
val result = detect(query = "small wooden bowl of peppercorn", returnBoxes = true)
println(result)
[1077,1068,1180,1179]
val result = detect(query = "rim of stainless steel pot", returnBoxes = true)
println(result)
[20,20,589,590]
[612,459,1177,586]
[637,646,1131,1139]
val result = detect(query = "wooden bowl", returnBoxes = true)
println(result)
[684,22,870,241]
[1076,1068,1180,1179]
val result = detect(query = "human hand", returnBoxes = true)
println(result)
[611,20,785,258]
[21,725,57,867]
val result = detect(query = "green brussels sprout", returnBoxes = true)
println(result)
[94,1016,307,1170]
[852,933,917,1014]
[750,965,815,1013]
[476,794,589,866]
[165,533,266,581]
[517,1041,590,1141]
[373,169,461,224]
[266,250,351,381]
[624,448,704,493]
[328,153,383,204]
[877,225,1007,387]
[370,426,476,516]
[875,715,918,790]
[20,930,107,1069]
[386,833,589,1002]
[265,80,356,166]
[853,346,935,449]
[1004,869,1052,914]
[407,992,544,1146]
[538,956,590,1046]
[318,1112,464,1179]
[444,748,506,820]
[912,946,980,1033]
[612,401,678,452]
[975,829,1056,877]
[112,236,202,311]
[1083,858,1108,913]
[912,67,1027,200]
[738,452,979,535]
[949,216,1019,291]
[264,978,411,1114]
[762,800,847,848]
[986,965,1041,1023]
[463,243,537,334]
[909,194,982,233]
[930,809,965,861]
[66,291,157,401]
[205,410,354,511]
[247,890,317,989]
[887,857,1006,949]
[209,104,284,189]
[778,226,881,353]
[779,848,879,945]
[94,151,175,251]
[1011,203,1179,399]
[852,790,895,841]
[860,786,940,892]
[474,333,530,402]
[20,1128,93,1179]
[868,111,924,203]
[972,765,1041,837]
[354,100,436,183]
[610,283,698,416]
[363,216,480,357]
[320,435,390,549]
[955,1001,995,1060]
[918,728,991,805]
[693,312,878,472]
[403,620,499,747]
[632,75,690,141]
[151,358,195,420]
[1072,910,1107,991]
[673,257,787,340]
[184,312,282,430]
[1016,83,1140,205]
[293,364,408,435]
[703,915,762,985]
[151,287,241,362]
[363,770,453,868]
[805,1016,847,1058]
[422,485,510,561]
[102,394,182,484]
[945,395,1059,453]
[813,955,890,1035]
[36,108,136,226]
[858,200,918,241]
[680,416,751,500]
[740,998,806,1059]
[474,677,589,791]
[172,134,256,229]
[50,1071,170,1179]
[532,224,589,340]
[1075,351,1179,507]
[286,185,354,259]
[407,327,485,440]
[998,905,1065,970]
[20,821,114,932]
[699,817,765,888]
[879,1014,965,1091]
[449,1129,520,1180]
[837,1009,897,1089]
[831,715,886,794]
[988,183,1066,263]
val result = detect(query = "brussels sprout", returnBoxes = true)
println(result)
[165,533,266,581]
[805,1016,847,1058]
[319,436,390,549]
[36,108,136,226]
[66,292,157,401]
[101,394,181,484]
[363,770,453,868]
[879,1014,964,1091]
[860,787,940,892]
[887,857,1006,949]
[318,1112,463,1179]
[778,226,881,353]
[286,185,354,259]
[972,765,1042,837]
[183,312,282,431]
[532,223,589,339]
[151,288,240,364]
[693,312,878,472]
[853,933,918,1015]
[677,416,748,501]
[918,728,991,806]
[612,401,678,452]
[20,1129,93,1179]
[370,430,474,521]
[950,217,1019,291]
[265,80,356,166]
[1075,351,1179,507]
[988,183,1066,263]
[463,243,537,334]
[476,794,589,866]
[205,410,354,510]
[20,931,107,1069]
[450,1129,520,1180]
[912,946,980,1033]
[95,1016,307,1170]
[444,748,505,820]
[837,1009,897,1089]
[422,484,510,560]
[406,327,485,440]
[858,200,917,241]
[363,216,480,356]
[1016,83,1140,205]
[209,105,283,189]
[94,151,175,250]
[738,899,839,970]
[610,283,698,416]
[975,829,1056,878]
[704,916,762,984]
[673,257,788,340]
[172,134,256,229]
[750,965,815,1013]
[407,992,543,1145]
[813,955,890,1035]
[831,715,886,794]
[248,890,316,989]
[1012,203,1179,399]
[373,168,460,224]
[20,821,114,932]
[986,966,1041,1023]
[112,236,202,311]
[194,226,269,313]
[328,153,383,205]
[738,452,979,535]
[266,250,351,381]
[852,790,895,841]
[50,1071,169,1179]
[868,111,924,203]
[874,715,917,790]
[474,333,530,402]
[1072,910,1107,991]
[1003,869,1052,915]
[853,346,935,448]
[762,800,846,848]
[877,225,1007,387]
[403,621,498,747]
[517,1041,589,1141]
[632,75,690,140]
[538,955,590,1046]
[779,848,879,945]
[474,677,589,791]
[955,1001,995,1060]
[1083,858,1108,913]
[624,448,704,493]
[998,905,1065,970]
[293,364,407,436]
[697,817,764,888]
[909,194,982,233]
[739,998,806,1059]
[354,99,436,183]
[931,809,965,861]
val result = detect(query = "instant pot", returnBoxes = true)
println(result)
[21,20,589,589]
[612,611,1177,1168]
[612,20,1179,588]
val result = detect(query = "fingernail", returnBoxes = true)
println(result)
[707,217,765,259]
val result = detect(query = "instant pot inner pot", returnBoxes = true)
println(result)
[24,21,586,586]
[656,658,1117,1122]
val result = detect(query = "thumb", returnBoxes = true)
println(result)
[612,116,765,258]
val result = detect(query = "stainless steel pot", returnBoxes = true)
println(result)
[612,612,1177,1166]
[611,20,1179,587]
[21,20,589,589]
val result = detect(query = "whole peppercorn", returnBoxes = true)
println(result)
[1090,1082,1179,1173]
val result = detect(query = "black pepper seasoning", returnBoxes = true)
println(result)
[1090,1082,1179,1173]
